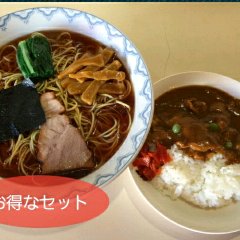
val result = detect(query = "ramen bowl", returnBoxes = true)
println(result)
[128,72,240,234]
[0,7,153,186]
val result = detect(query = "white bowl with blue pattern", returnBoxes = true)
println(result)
[0,7,153,187]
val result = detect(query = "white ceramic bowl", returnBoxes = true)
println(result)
[0,8,153,187]
[129,72,240,234]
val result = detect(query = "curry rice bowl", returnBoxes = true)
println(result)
[151,144,240,208]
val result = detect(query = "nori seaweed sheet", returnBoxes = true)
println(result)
[0,83,46,142]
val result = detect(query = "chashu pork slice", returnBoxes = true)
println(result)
[37,92,93,174]
[40,92,65,119]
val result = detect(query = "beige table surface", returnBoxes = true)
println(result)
[0,3,240,240]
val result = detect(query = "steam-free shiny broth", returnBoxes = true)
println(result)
[0,31,134,178]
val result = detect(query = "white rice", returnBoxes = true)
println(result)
[151,145,240,208]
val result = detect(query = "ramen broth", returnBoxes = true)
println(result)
[0,31,134,178]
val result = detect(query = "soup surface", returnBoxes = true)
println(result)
[0,31,134,178]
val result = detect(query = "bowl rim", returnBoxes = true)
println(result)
[129,71,240,234]
[154,70,240,90]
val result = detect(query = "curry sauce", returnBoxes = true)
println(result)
[149,86,240,164]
